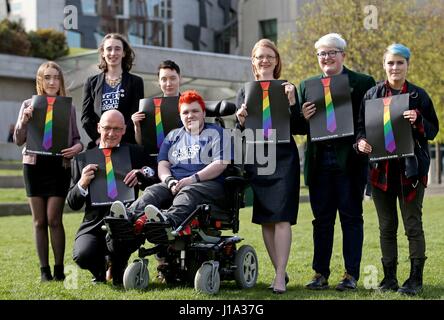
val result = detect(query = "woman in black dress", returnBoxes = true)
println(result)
[81,33,144,148]
[14,61,83,281]
[236,39,304,294]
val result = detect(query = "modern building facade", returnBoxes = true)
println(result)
[1,0,239,54]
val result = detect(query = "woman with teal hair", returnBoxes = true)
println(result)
[356,43,439,295]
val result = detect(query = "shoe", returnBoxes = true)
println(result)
[335,273,357,291]
[268,273,289,290]
[40,266,53,282]
[305,273,329,290]
[53,264,65,281]
[272,288,286,294]
[144,204,167,222]
[110,200,129,220]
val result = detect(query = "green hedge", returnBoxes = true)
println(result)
[28,28,69,60]
[0,19,68,60]
[0,19,31,56]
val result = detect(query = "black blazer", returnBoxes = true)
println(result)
[81,72,144,147]
[67,143,153,239]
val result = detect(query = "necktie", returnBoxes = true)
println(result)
[383,97,396,153]
[321,78,337,133]
[42,96,55,150]
[154,98,165,148]
[260,81,272,139]
[102,148,118,199]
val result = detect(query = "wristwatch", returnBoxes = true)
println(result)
[192,173,201,183]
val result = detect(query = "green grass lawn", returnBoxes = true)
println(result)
[0,188,27,203]
[0,169,22,176]
[0,195,443,300]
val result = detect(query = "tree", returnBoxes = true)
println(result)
[280,0,443,181]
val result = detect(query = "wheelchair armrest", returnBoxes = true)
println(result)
[224,176,248,190]
[205,100,236,117]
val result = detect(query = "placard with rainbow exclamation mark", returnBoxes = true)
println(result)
[365,93,414,161]
[244,80,290,143]
[26,95,71,156]
[305,74,354,142]
[85,145,135,206]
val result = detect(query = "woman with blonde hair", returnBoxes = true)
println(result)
[235,39,305,294]
[14,61,83,281]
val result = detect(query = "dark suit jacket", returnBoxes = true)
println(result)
[81,72,144,147]
[67,143,154,239]
[297,66,376,186]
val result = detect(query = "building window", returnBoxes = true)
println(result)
[81,0,97,15]
[259,18,277,43]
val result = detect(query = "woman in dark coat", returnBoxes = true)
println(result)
[357,43,439,295]
[82,33,144,148]
[236,39,304,294]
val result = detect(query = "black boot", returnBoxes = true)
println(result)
[378,259,398,292]
[40,266,53,282]
[398,258,426,296]
[53,264,65,281]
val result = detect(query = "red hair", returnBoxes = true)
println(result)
[178,90,206,112]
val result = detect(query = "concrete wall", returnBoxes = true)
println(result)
[0,54,45,148]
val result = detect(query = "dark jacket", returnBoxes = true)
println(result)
[297,66,376,186]
[67,143,153,239]
[356,80,439,192]
[81,72,144,147]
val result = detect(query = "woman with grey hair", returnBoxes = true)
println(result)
[298,33,375,291]
[357,43,439,295]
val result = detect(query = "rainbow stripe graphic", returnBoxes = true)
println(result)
[154,98,165,148]
[102,148,118,199]
[383,97,396,153]
[260,81,272,139]
[42,96,55,150]
[321,78,337,133]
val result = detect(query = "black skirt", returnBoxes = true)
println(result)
[23,155,71,197]
[245,139,300,225]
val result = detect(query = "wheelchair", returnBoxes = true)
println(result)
[103,100,258,294]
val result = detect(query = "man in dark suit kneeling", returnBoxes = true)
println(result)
[68,109,155,285]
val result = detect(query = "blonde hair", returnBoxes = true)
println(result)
[36,61,67,96]
[251,39,282,80]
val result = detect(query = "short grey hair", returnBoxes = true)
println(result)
[315,33,347,51]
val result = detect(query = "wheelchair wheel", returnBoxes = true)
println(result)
[234,245,258,289]
[194,263,220,294]
[123,259,149,290]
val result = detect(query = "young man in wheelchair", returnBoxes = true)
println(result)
[107,90,231,260]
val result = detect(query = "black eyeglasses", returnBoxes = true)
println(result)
[316,50,343,58]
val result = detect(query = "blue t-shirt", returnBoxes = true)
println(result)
[158,123,231,182]
[101,82,121,112]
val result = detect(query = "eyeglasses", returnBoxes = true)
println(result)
[316,50,343,58]
[254,55,276,62]
[100,126,124,133]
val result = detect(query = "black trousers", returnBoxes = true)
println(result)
[372,184,426,264]
[72,226,133,283]
[128,181,226,228]
[309,167,365,280]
